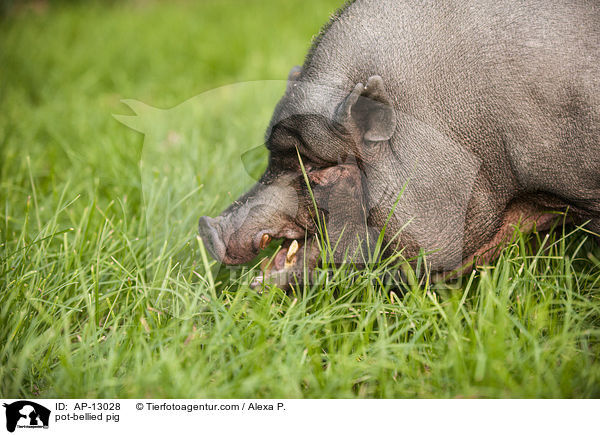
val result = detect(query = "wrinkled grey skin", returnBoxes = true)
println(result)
[199,0,600,288]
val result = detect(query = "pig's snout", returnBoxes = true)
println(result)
[198,216,226,262]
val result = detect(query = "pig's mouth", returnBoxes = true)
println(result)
[249,233,321,290]
[198,215,323,290]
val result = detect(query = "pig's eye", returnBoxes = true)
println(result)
[307,165,346,186]
[295,156,315,173]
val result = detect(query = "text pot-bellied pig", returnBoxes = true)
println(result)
[199,0,600,289]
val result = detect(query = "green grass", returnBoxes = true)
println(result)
[1,0,600,398]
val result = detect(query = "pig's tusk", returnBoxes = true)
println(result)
[286,240,299,265]
[259,234,272,250]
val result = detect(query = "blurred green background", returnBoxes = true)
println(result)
[0,0,341,211]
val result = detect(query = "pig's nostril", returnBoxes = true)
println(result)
[198,216,226,262]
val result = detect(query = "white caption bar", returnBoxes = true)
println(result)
[0,399,596,435]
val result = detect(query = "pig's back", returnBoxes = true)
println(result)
[303,0,600,208]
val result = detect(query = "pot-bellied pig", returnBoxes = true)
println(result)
[199,0,600,288]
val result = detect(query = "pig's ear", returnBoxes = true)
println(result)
[334,75,396,142]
